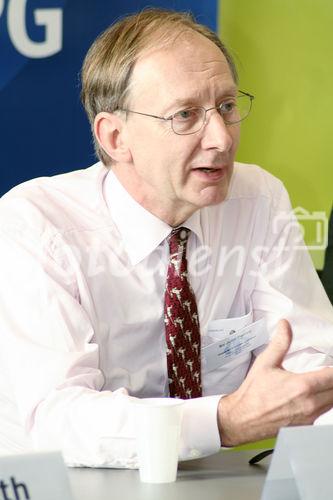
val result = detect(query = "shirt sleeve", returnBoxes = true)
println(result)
[251,181,333,366]
[0,196,221,467]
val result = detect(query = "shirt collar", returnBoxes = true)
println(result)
[104,170,203,266]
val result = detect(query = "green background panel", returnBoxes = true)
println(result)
[233,437,275,452]
[218,0,333,268]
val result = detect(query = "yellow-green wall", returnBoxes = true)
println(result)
[219,0,333,269]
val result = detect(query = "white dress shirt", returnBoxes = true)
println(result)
[0,162,332,467]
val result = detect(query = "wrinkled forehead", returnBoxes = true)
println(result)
[128,31,235,106]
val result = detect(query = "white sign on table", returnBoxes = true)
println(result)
[0,451,73,500]
[261,425,333,500]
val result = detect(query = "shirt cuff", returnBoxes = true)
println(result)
[179,394,222,460]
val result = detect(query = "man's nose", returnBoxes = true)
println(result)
[200,109,234,152]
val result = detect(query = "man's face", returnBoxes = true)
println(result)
[114,32,240,225]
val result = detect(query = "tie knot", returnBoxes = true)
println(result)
[168,227,190,254]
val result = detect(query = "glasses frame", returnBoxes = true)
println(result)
[117,90,255,135]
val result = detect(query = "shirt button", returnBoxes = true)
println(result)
[189,449,201,459]
[179,229,187,240]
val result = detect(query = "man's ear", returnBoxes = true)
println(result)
[94,112,132,163]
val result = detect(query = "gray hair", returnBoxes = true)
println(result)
[81,8,238,166]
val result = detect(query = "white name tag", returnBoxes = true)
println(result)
[202,318,267,373]
[207,310,253,339]
[0,451,73,500]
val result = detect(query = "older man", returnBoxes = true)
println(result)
[1,9,333,467]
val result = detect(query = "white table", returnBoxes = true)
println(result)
[68,449,271,500]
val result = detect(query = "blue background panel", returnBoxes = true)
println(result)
[0,0,217,195]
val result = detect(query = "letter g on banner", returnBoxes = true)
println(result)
[7,0,63,58]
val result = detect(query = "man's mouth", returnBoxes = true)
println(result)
[191,166,227,181]
[196,167,219,173]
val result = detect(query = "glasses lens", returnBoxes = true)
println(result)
[171,107,206,135]
[223,94,252,124]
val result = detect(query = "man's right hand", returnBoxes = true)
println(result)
[217,319,333,447]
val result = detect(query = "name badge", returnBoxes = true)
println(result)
[202,318,267,373]
[0,451,73,500]
[207,310,253,339]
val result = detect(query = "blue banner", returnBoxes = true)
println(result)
[0,0,217,195]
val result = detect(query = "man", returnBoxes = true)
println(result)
[1,8,333,467]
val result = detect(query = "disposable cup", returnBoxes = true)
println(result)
[133,398,184,483]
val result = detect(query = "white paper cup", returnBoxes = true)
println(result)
[133,398,184,483]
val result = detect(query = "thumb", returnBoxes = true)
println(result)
[260,319,293,368]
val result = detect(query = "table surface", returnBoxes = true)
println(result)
[68,449,271,500]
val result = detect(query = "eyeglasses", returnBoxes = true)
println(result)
[117,90,254,135]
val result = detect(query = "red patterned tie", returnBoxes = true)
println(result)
[164,227,202,399]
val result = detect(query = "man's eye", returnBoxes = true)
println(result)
[173,108,201,122]
[220,101,236,114]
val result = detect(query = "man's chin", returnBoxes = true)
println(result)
[195,184,229,208]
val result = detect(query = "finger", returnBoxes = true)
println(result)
[302,366,333,393]
[314,388,333,412]
[259,319,293,368]
[297,388,333,423]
